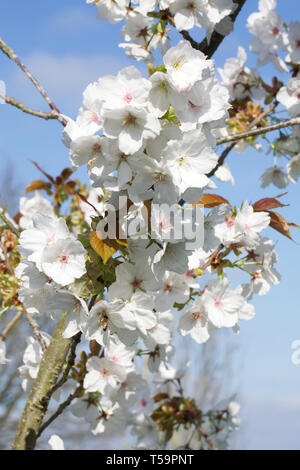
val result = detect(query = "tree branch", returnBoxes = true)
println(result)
[207,101,280,177]
[0,211,20,237]
[216,116,300,146]
[11,311,73,450]
[50,332,82,395]
[0,310,23,342]
[0,36,66,126]
[0,92,63,123]
[37,385,83,438]
[200,244,225,271]
[24,309,48,353]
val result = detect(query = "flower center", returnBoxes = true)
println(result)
[99,311,109,329]
[164,281,174,292]
[58,254,69,264]
[92,143,102,155]
[123,91,133,103]
[214,298,222,308]
[187,2,196,10]
[193,310,206,321]
[90,111,100,123]
[131,277,143,289]
[173,55,185,70]
[188,100,201,110]
[226,217,235,228]
[122,113,137,126]
[159,218,173,231]
[154,172,167,182]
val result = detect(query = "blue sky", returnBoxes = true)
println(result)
[0,1,300,450]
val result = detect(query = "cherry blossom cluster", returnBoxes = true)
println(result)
[87,0,236,62]
[10,34,281,444]
[6,2,285,443]
[3,0,300,451]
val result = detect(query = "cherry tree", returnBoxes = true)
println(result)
[0,0,299,450]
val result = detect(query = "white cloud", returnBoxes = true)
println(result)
[47,6,98,35]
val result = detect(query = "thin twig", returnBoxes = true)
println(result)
[25,310,48,353]
[0,36,67,126]
[0,310,23,342]
[207,142,236,178]
[37,385,83,437]
[0,92,63,122]
[0,37,58,112]
[197,426,218,450]
[208,101,280,177]
[216,116,300,146]
[201,244,224,271]
[0,211,20,237]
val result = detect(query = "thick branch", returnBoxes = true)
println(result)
[11,312,72,450]
[50,332,82,394]
[180,0,247,58]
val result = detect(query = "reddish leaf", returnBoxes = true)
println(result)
[267,211,293,240]
[153,393,169,403]
[253,196,289,211]
[63,181,77,195]
[193,193,230,208]
[60,168,73,182]
[13,212,21,224]
[89,340,101,356]
[25,180,51,193]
